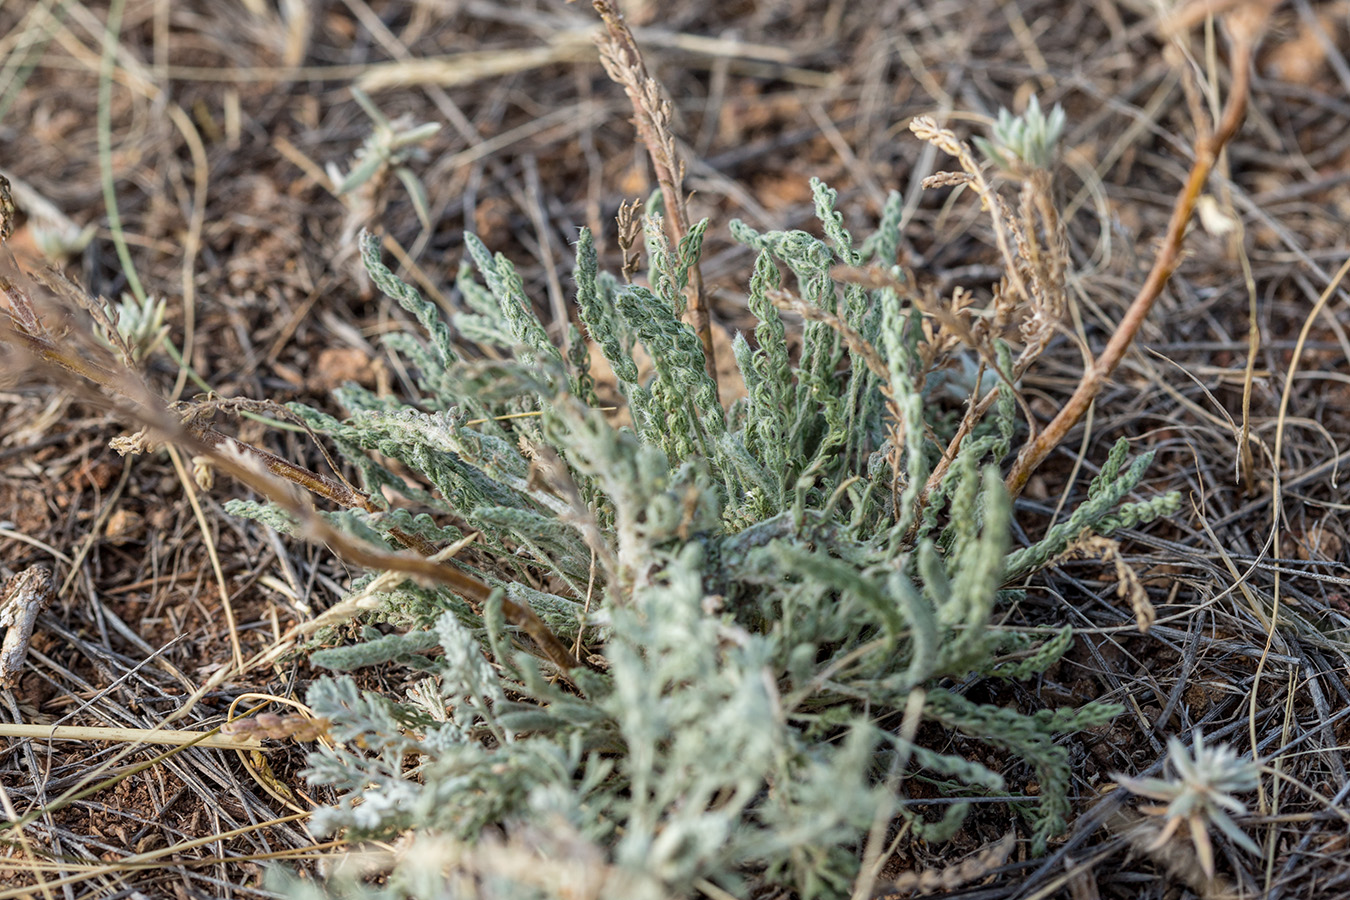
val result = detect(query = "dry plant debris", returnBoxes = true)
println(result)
[0,565,52,688]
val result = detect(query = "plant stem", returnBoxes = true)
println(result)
[0,298,583,673]
[591,0,718,395]
[1004,14,1262,498]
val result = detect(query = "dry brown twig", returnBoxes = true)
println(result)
[591,0,717,394]
[1000,0,1276,497]
[0,269,584,675]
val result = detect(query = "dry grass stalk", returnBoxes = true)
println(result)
[768,287,889,382]
[877,831,1016,897]
[1009,169,1069,373]
[829,264,982,369]
[615,196,643,282]
[591,0,717,393]
[906,116,1067,496]
[0,722,263,751]
[910,116,1038,320]
[220,711,330,743]
[353,26,806,94]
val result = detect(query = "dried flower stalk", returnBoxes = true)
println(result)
[591,0,717,394]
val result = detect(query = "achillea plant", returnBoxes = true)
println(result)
[227,166,1179,898]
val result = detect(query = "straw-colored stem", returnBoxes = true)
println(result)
[0,722,262,750]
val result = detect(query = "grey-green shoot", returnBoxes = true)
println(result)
[230,179,1179,899]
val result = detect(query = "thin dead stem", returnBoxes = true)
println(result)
[0,273,583,674]
[767,287,889,381]
[1003,2,1272,497]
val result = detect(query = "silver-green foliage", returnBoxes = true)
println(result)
[254,182,1178,898]
[974,94,1067,173]
[1113,731,1260,878]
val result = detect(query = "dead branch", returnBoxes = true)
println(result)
[0,274,583,674]
[1003,1,1274,497]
